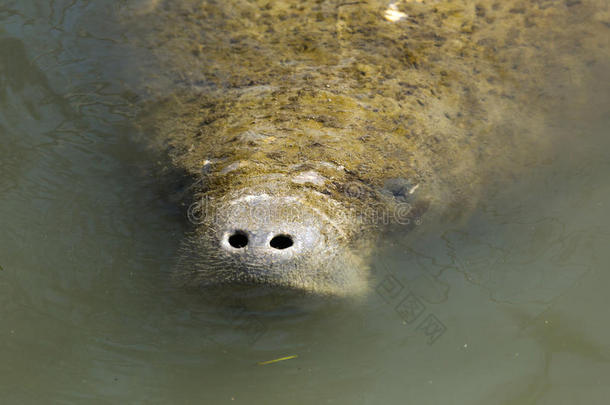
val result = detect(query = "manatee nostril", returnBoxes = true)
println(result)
[228,231,248,248]
[269,234,294,250]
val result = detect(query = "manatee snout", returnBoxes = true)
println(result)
[218,194,326,266]
[175,185,371,296]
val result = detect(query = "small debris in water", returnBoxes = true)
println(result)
[384,3,408,22]
[257,355,298,365]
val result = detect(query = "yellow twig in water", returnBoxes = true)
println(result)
[257,355,298,365]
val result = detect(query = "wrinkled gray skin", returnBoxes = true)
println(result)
[124,0,609,296]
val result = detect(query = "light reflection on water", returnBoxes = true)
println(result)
[1,1,609,404]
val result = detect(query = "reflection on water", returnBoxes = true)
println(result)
[1,1,609,404]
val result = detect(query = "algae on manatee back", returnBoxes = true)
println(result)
[123,0,609,295]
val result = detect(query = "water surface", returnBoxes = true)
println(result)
[1,1,609,404]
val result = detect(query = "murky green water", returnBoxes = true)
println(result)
[1,1,609,404]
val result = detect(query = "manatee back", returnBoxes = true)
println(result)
[124,0,610,220]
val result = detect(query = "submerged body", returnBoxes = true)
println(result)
[126,0,609,295]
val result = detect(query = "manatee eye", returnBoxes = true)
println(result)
[269,234,294,249]
[228,231,248,248]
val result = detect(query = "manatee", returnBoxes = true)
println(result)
[123,0,609,296]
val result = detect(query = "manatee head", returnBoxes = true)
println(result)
[172,161,419,297]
